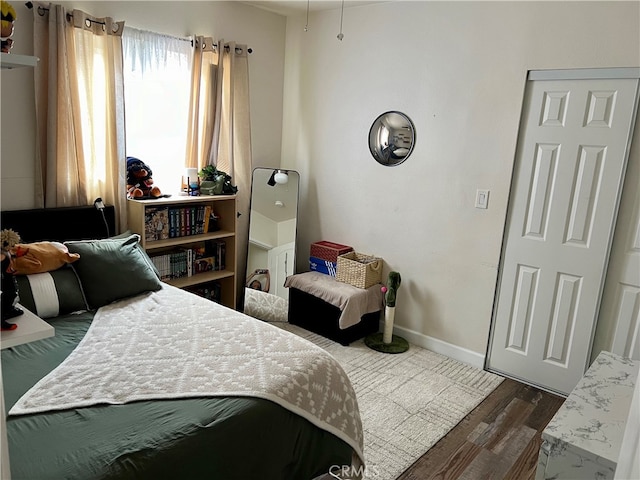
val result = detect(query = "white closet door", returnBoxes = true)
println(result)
[268,242,294,300]
[596,152,640,360]
[487,73,639,395]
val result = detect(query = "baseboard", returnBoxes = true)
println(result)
[384,322,486,369]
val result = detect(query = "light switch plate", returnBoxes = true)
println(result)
[475,189,490,209]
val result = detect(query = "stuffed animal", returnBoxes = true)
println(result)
[1,228,20,251]
[1,228,22,328]
[126,156,162,199]
[8,242,80,275]
[1,1,16,53]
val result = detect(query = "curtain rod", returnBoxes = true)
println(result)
[25,1,105,25]
[192,38,253,55]
[222,44,253,55]
[25,2,253,54]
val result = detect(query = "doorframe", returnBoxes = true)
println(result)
[484,68,640,395]
[529,67,640,81]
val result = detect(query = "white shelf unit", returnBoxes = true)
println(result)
[0,305,54,350]
[1,46,42,480]
[1,53,38,70]
[1,306,54,480]
[127,195,238,309]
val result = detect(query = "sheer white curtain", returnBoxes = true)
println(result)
[122,27,192,193]
[186,39,253,306]
[32,2,126,230]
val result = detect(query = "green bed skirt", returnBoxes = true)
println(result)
[2,313,351,480]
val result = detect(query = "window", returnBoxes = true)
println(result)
[122,28,192,193]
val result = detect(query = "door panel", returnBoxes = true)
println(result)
[268,242,294,300]
[488,75,639,395]
[595,164,640,360]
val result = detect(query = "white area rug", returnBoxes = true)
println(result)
[275,322,504,479]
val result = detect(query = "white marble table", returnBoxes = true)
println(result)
[536,351,639,480]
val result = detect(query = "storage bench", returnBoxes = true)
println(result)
[285,272,383,346]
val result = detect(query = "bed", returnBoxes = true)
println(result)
[1,206,363,480]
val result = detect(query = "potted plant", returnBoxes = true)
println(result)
[198,166,237,195]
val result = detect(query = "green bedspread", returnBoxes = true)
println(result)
[2,313,351,480]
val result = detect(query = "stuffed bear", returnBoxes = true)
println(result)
[1,228,20,252]
[126,156,162,199]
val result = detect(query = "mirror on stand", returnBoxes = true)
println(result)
[243,168,299,322]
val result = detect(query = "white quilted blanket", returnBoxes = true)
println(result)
[9,284,364,463]
[243,287,289,322]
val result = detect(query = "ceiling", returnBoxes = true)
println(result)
[243,1,387,16]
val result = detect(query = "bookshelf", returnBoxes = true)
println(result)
[127,195,237,309]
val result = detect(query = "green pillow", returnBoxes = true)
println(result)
[65,234,161,309]
[15,266,88,319]
[108,230,160,277]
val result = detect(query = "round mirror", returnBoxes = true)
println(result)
[368,111,416,166]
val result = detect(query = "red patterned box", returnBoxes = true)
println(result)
[310,241,353,264]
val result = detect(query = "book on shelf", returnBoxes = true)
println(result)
[194,257,215,274]
[149,240,226,281]
[217,241,226,270]
[202,205,212,232]
[144,206,170,242]
[194,240,226,271]
[150,250,187,281]
[165,205,216,239]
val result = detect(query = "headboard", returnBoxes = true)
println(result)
[0,205,116,243]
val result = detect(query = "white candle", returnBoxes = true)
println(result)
[186,168,198,181]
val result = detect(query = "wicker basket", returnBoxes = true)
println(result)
[336,252,383,289]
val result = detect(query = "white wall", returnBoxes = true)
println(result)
[0,1,286,210]
[250,210,278,247]
[282,1,640,355]
[278,217,296,244]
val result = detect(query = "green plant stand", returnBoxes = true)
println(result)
[364,332,409,354]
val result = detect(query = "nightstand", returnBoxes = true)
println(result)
[1,306,54,480]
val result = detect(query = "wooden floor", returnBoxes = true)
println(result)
[397,378,565,480]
